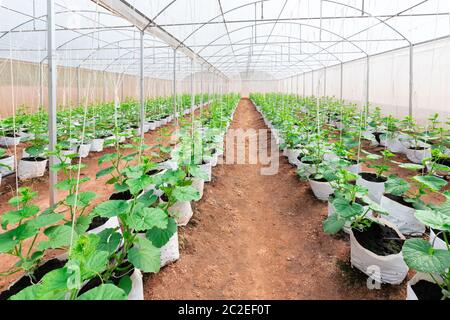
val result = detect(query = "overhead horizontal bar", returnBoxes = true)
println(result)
[155,12,450,27]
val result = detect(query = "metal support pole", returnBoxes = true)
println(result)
[76,67,81,106]
[324,67,327,97]
[340,62,343,100]
[303,73,306,97]
[365,55,370,107]
[47,0,57,206]
[311,71,314,96]
[173,48,177,123]
[408,44,413,117]
[102,71,106,102]
[39,62,44,107]
[139,30,145,142]
[190,59,195,120]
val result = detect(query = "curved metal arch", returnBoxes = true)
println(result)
[176,0,411,52]
[0,9,126,41]
[196,21,367,59]
[74,36,169,68]
[209,42,318,74]
[204,34,344,69]
[100,43,175,72]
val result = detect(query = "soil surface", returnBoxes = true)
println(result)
[411,280,443,300]
[353,221,404,256]
[144,98,406,300]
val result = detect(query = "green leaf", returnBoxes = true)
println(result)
[189,165,208,180]
[97,228,122,254]
[126,175,152,195]
[10,268,70,300]
[14,223,38,240]
[27,213,65,229]
[362,196,389,215]
[66,191,97,207]
[93,200,129,218]
[137,191,158,207]
[98,153,118,165]
[55,178,90,191]
[118,275,132,296]
[385,175,410,196]
[146,218,177,248]
[331,197,363,218]
[77,284,127,300]
[38,225,76,250]
[96,166,114,179]
[0,230,19,253]
[323,214,346,234]
[415,206,450,232]
[403,238,450,274]
[25,145,44,157]
[128,236,160,273]
[126,207,168,232]
[1,205,40,229]
[83,251,109,279]
[413,175,448,192]
[399,163,425,171]
[172,186,200,202]
[73,215,92,234]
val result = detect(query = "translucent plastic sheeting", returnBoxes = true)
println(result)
[128,0,449,78]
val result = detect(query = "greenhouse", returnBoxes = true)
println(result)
[0,0,449,302]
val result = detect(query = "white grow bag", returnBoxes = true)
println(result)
[199,161,212,182]
[356,175,385,204]
[77,144,91,158]
[18,158,48,180]
[127,269,144,300]
[350,219,408,285]
[170,201,193,227]
[160,231,180,267]
[90,139,104,152]
[0,135,21,147]
[191,177,205,200]
[380,195,425,235]
[309,180,333,201]
[405,147,432,164]
[0,155,15,176]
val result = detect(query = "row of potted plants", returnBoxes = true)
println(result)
[251,93,449,300]
[0,93,240,300]
[0,94,213,183]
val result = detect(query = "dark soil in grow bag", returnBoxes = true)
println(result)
[359,172,387,183]
[353,222,404,256]
[0,258,67,300]
[408,146,429,151]
[411,280,443,300]
[21,157,47,162]
[4,132,20,138]
[372,132,384,144]
[87,216,110,232]
[78,261,134,296]
[384,193,415,209]
[146,168,165,176]
[109,190,133,201]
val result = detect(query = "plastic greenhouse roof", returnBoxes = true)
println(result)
[0,0,449,80]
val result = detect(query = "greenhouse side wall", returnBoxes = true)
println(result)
[247,36,450,124]
[0,59,172,117]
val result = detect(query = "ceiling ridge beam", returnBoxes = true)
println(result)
[92,0,227,79]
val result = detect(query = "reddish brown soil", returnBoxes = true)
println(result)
[144,98,406,300]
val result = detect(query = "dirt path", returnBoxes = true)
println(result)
[144,98,405,300]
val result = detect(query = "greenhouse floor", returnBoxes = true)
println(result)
[144,98,405,300]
